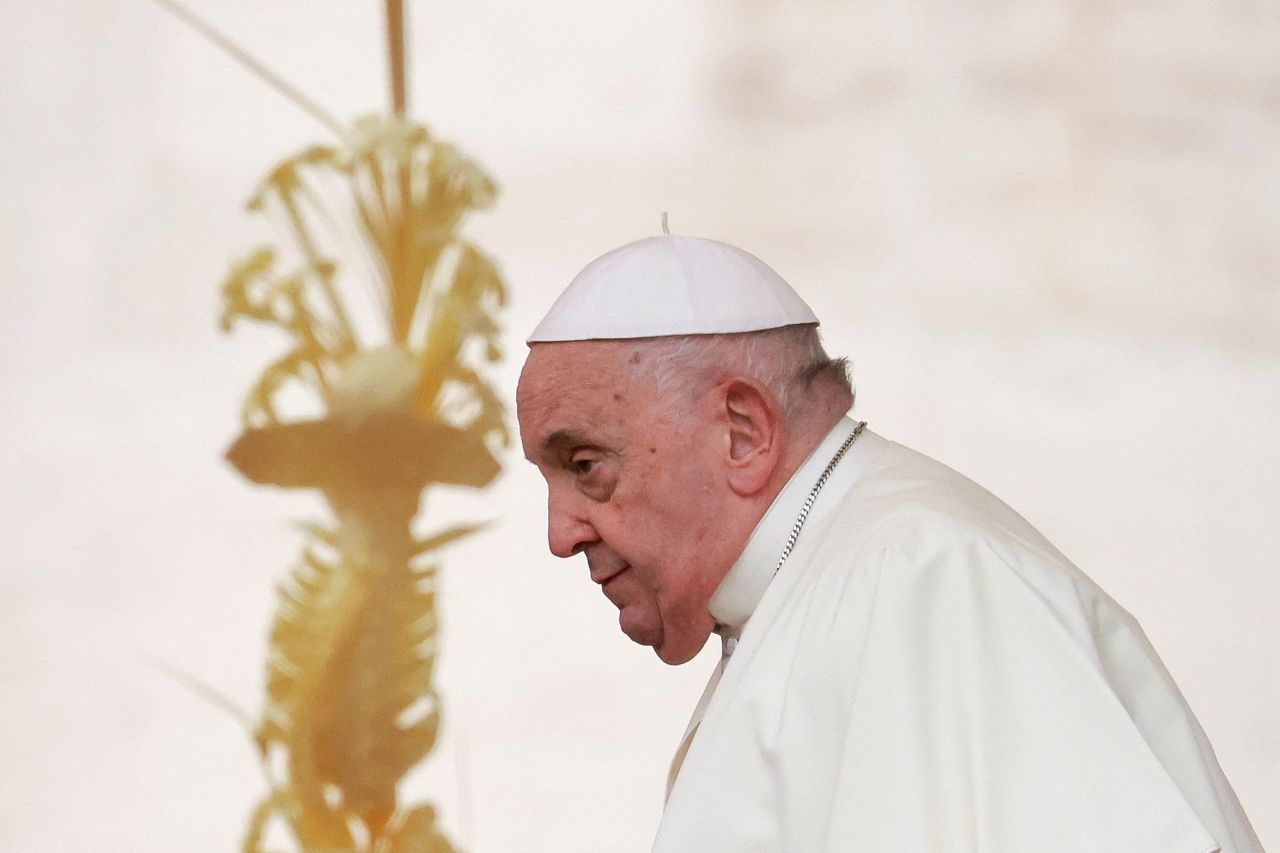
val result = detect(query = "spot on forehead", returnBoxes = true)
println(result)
[613,393,622,402]
[629,352,642,365]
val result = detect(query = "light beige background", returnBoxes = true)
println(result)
[1,1,1276,851]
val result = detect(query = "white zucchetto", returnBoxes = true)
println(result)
[527,233,819,343]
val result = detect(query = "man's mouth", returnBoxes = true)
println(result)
[598,565,632,611]
[589,561,628,586]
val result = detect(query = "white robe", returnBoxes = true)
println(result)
[654,418,1263,852]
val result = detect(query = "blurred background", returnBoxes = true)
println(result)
[1,0,1277,850]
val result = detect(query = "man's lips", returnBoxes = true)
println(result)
[590,563,629,585]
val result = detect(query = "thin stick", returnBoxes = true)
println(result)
[149,0,347,139]
[143,654,282,793]
[385,0,415,346]
[385,0,409,117]
[275,191,359,355]
[145,654,256,730]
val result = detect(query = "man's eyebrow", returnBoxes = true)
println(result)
[542,429,595,454]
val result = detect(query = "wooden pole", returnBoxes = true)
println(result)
[385,0,415,341]
[386,0,408,117]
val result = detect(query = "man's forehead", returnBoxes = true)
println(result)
[517,342,648,455]
[518,342,610,408]
[518,340,633,396]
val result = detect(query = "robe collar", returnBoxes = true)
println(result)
[708,416,862,636]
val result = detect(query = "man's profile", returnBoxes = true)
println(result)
[516,231,1263,852]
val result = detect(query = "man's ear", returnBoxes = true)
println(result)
[720,379,783,496]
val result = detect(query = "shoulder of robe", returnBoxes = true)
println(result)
[832,438,1054,546]
[786,441,1131,669]
[811,467,1123,660]
[824,437,1083,589]
[791,445,1248,853]
[819,508,1229,853]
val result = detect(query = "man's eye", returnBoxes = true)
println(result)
[566,451,614,500]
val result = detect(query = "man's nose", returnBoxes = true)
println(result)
[547,489,599,558]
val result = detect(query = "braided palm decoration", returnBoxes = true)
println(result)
[160,1,506,844]
[220,111,504,852]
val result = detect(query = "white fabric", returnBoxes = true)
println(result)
[665,636,731,802]
[655,419,1263,853]
[526,234,818,342]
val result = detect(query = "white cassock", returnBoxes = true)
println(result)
[655,417,1263,853]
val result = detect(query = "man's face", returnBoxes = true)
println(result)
[516,341,735,665]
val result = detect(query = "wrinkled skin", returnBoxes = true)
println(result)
[516,341,770,665]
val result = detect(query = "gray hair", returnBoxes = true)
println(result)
[626,324,852,424]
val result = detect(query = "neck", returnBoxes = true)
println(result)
[707,413,864,634]
[721,408,844,567]
[771,405,847,495]
[708,401,851,616]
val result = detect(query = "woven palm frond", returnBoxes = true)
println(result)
[173,1,502,848]
[411,523,489,558]
[414,242,506,427]
[211,38,502,853]
[379,803,457,853]
[257,520,448,844]
[259,545,360,746]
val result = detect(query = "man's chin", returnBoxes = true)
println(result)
[618,608,713,664]
[619,607,662,648]
[653,630,713,666]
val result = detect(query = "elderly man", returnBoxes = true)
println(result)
[516,231,1262,852]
